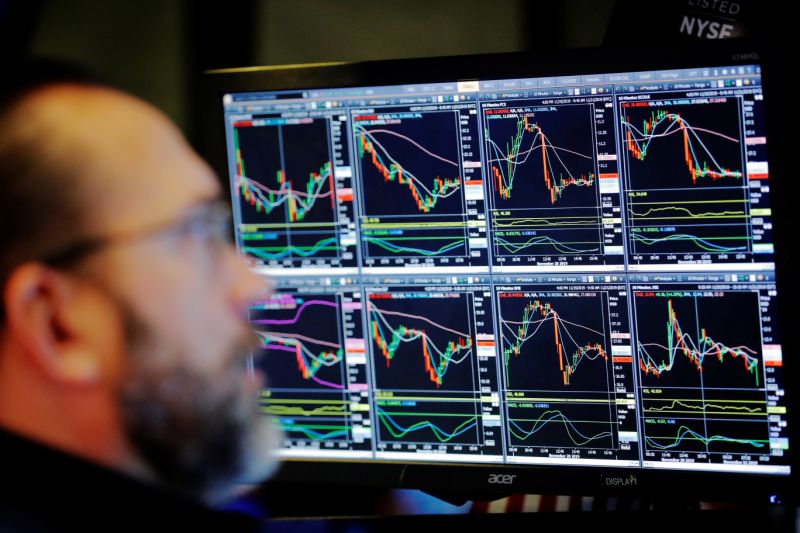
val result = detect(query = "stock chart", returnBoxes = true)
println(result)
[620,92,773,269]
[233,115,357,271]
[353,105,489,271]
[633,281,783,467]
[250,288,373,454]
[366,282,503,460]
[496,281,639,465]
[483,97,624,271]
[223,61,788,473]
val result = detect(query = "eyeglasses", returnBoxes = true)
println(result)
[41,201,233,270]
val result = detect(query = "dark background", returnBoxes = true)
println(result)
[2,0,781,145]
[1,0,612,136]
[2,0,793,522]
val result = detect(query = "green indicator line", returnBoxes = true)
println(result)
[263,406,349,416]
[630,215,748,221]
[507,397,614,404]
[364,236,465,256]
[362,235,466,241]
[509,411,613,446]
[377,410,479,443]
[630,235,750,240]
[496,236,601,255]
[493,216,598,221]
[240,223,339,230]
[644,425,768,450]
[644,399,765,414]
[244,236,340,259]
[283,424,349,429]
[642,400,767,405]
[361,222,469,229]
[378,411,482,417]
[628,199,747,205]
[646,411,766,416]
[494,219,598,227]
[628,205,747,219]
[630,233,750,253]
[495,238,601,244]
[282,424,349,441]
[512,419,613,424]
[649,436,770,444]
[375,396,478,402]
[245,245,340,251]
[260,399,350,405]
[493,215,600,220]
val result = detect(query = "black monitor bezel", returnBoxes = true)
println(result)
[200,38,796,503]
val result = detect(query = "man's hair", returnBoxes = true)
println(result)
[0,60,106,323]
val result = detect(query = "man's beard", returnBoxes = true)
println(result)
[114,297,281,504]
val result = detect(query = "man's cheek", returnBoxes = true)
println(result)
[189,299,240,366]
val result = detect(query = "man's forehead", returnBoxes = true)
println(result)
[22,84,220,233]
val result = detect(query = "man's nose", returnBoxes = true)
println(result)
[223,245,272,312]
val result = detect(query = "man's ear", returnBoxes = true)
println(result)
[3,263,102,384]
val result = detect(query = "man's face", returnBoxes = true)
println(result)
[35,86,278,499]
[116,282,279,501]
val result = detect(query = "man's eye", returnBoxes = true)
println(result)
[181,218,210,239]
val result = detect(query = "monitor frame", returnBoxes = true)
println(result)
[200,38,797,503]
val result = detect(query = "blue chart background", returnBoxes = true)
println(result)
[237,119,334,226]
[355,111,463,217]
[498,292,611,392]
[369,292,475,392]
[622,98,743,191]
[485,104,597,210]
[252,293,344,390]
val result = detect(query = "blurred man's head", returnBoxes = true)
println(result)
[0,65,279,503]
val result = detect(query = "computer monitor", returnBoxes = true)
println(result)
[202,39,794,501]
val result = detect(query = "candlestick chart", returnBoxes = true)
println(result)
[233,118,344,266]
[484,104,603,259]
[634,290,770,456]
[353,111,471,263]
[621,98,751,258]
[368,291,477,392]
[497,290,619,451]
[367,289,486,447]
[250,292,351,442]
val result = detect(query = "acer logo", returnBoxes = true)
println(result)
[488,474,517,485]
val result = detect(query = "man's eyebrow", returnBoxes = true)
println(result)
[39,194,230,267]
[182,194,226,215]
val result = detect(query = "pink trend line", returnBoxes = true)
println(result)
[241,177,335,199]
[357,128,459,167]
[625,116,740,143]
[261,331,340,349]
[368,302,469,337]
[311,376,344,389]
[262,343,344,390]
[263,344,297,354]
[252,299,338,326]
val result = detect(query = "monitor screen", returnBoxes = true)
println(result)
[208,41,792,498]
